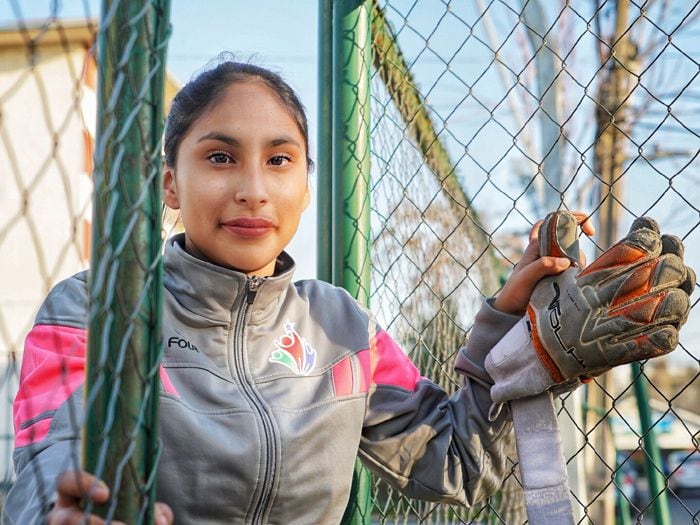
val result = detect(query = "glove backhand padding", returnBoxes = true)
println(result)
[485,212,695,409]
[528,214,694,383]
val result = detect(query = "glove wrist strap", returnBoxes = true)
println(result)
[511,393,575,524]
[527,305,566,383]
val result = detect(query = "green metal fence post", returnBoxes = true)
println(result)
[632,362,671,525]
[332,0,372,303]
[83,0,170,522]
[614,454,632,525]
[330,1,372,523]
[317,0,333,284]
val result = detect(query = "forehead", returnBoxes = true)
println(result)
[189,80,303,139]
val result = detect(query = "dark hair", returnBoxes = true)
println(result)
[164,58,313,171]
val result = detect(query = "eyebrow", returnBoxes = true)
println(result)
[197,132,240,146]
[196,132,302,149]
[269,136,302,149]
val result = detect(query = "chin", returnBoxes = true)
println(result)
[226,259,272,275]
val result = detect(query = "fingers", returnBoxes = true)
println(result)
[538,212,580,261]
[155,502,175,525]
[48,471,125,525]
[579,234,660,285]
[530,211,594,240]
[641,325,679,356]
[622,223,663,257]
[603,325,679,367]
[591,253,688,304]
[529,219,544,242]
[571,211,595,237]
[607,286,690,327]
[535,210,593,267]
[528,256,574,278]
[682,266,697,296]
[516,237,540,270]
[630,216,660,234]
[658,288,692,328]
[621,325,679,359]
[47,510,125,525]
[661,234,684,258]
[662,235,696,295]
[494,257,571,315]
[47,507,109,525]
[55,471,109,509]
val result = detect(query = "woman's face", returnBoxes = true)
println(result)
[163,80,310,276]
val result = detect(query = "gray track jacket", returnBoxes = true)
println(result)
[4,234,519,524]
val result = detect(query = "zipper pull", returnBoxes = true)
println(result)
[246,276,264,305]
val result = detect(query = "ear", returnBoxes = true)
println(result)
[163,164,180,210]
[302,183,311,212]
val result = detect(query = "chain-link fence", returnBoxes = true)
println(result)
[0,1,170,521]
[0,3,98,505]
[1,0,699,524]
[364,0,700,523]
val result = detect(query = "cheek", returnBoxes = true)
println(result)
[282,185,310,216]
[181,182,227,220]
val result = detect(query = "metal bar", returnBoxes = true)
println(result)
[332,1,372,523]
[317,0,333,283]
[83,0,170,522]
[332,0,371,304]
[632,362,671,525]
[614,454,632,525]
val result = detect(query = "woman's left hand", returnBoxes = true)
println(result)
[493,211,594,316]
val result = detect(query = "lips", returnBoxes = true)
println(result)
[221,217,275,238]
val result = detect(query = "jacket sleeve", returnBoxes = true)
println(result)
[2,276,87,524]
[358,298,521,506]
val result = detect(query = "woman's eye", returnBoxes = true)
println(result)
[208,152,233,164]
[269,155,292,167]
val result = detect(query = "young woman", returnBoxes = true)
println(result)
[5,61,596,524]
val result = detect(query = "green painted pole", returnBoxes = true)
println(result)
[331,1,372,524]
[332,0,371,304]
[317,0,333,283]
[614,456,632,525]
[84,1,170,522]
[631,362,671,525]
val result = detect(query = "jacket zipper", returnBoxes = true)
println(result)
[232,276,277,524]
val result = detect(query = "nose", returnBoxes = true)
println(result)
[235,163,269,207]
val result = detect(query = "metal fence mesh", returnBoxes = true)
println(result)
[1,0,699,523]
[0,3,98,505]
[367,0,699,523]
[0,1,169,521]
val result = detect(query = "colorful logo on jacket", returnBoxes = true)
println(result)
[269,322,317,375]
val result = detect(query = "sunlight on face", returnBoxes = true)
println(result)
[163,80,311,276]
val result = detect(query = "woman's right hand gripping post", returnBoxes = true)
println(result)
[47,470,173,525]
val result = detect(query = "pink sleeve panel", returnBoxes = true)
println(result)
[330,330,421,396]
[14,324,87,447]
[366,329,422,391]
[159,366,180,398]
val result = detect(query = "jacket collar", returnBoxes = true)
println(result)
[163,233,296,323]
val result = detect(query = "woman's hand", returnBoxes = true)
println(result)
[47,470,173,525]
[493,211,594,316]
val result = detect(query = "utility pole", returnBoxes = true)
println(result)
[589,1,636,522]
